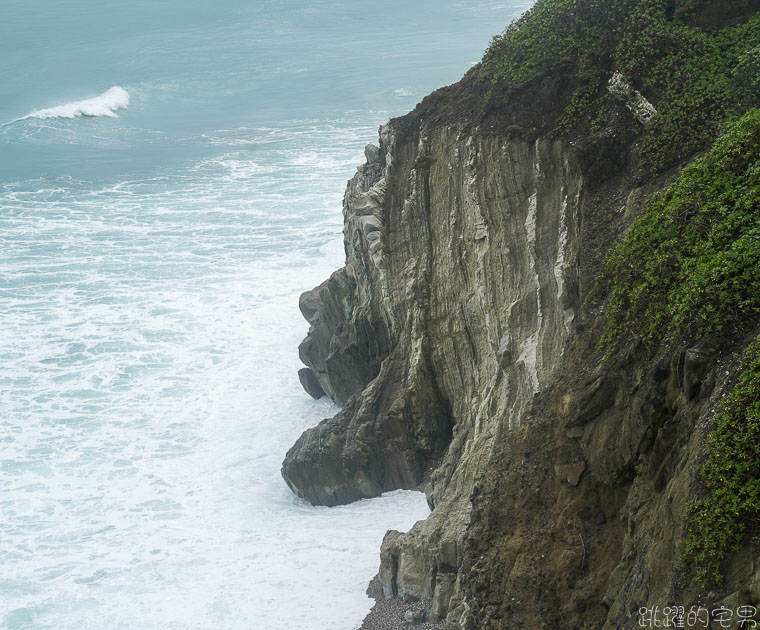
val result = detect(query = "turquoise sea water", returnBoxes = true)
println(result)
[0,2,532,628]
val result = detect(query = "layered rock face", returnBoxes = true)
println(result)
[282,17,760,626]
[283,69,591,620]
[285,115,582,506]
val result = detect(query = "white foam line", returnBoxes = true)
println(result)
[3,87,130,126]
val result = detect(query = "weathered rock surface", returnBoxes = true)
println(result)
[281,7,760,626]
[297,368,324,399]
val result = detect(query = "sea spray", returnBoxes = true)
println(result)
[19,86,130,121]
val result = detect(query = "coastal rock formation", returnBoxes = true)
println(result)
[285,109,583,507]
[283,0,760,626]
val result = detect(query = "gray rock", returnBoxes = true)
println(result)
[681,340,717,400]
[296,269,389,406]
[365,143,381,164]
[404,609,427,624]
[380,530,403,598]
[298,284,324,325]
[555,460,587,487]
[567,377,618,427]
[431,573,457,621]
[424,482,435,510]
[283,120,584,619]
[297,368,324,399]
[607,71,658,125]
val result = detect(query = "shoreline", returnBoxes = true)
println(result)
[357,462,443,629]
[358,576,444,630]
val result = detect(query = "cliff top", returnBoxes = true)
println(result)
[395,0,760,175]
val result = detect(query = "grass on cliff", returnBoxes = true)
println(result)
[484,0,760,585]
[480,0,760,170]
[593,108,760,349]
[685,338,760,586]
[592,108,760,585]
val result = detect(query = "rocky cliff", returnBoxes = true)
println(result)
[282,1,760,627]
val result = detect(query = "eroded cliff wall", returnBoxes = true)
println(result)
[282,1,760,627]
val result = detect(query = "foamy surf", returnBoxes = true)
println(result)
[14,86,130,122]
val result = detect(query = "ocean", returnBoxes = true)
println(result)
[0,1,533,628]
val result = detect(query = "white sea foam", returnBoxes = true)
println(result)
[0,0,538,625]
[0,122,432,630]
[18,86,130,121]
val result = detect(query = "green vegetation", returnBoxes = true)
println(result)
[594,108,760,351]
[684,338,760,586]
[555,77,606,134]
[483,0,760,594]
[480,0,760,169]
[592,107,760,586]
[479,0,618,86]
[620,4,760,169]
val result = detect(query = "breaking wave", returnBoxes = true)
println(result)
[16,86,130,121]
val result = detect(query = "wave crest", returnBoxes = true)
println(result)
[20,86,130,121]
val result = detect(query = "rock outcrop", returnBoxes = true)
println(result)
[282,1,760,626]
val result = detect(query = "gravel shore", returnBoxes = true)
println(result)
[358,470,444,630]
[358,576,444,630]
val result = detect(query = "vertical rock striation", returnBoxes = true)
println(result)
[283,70,591,619]
[284,109,583,509]
[281,2,760,624]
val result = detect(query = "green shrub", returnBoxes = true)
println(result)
[480,0,760,169]
[479,0,619,86]
[617,3,760,169]
[684,338,760,586]
[591,108,760,586]
[594,108,760,351]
